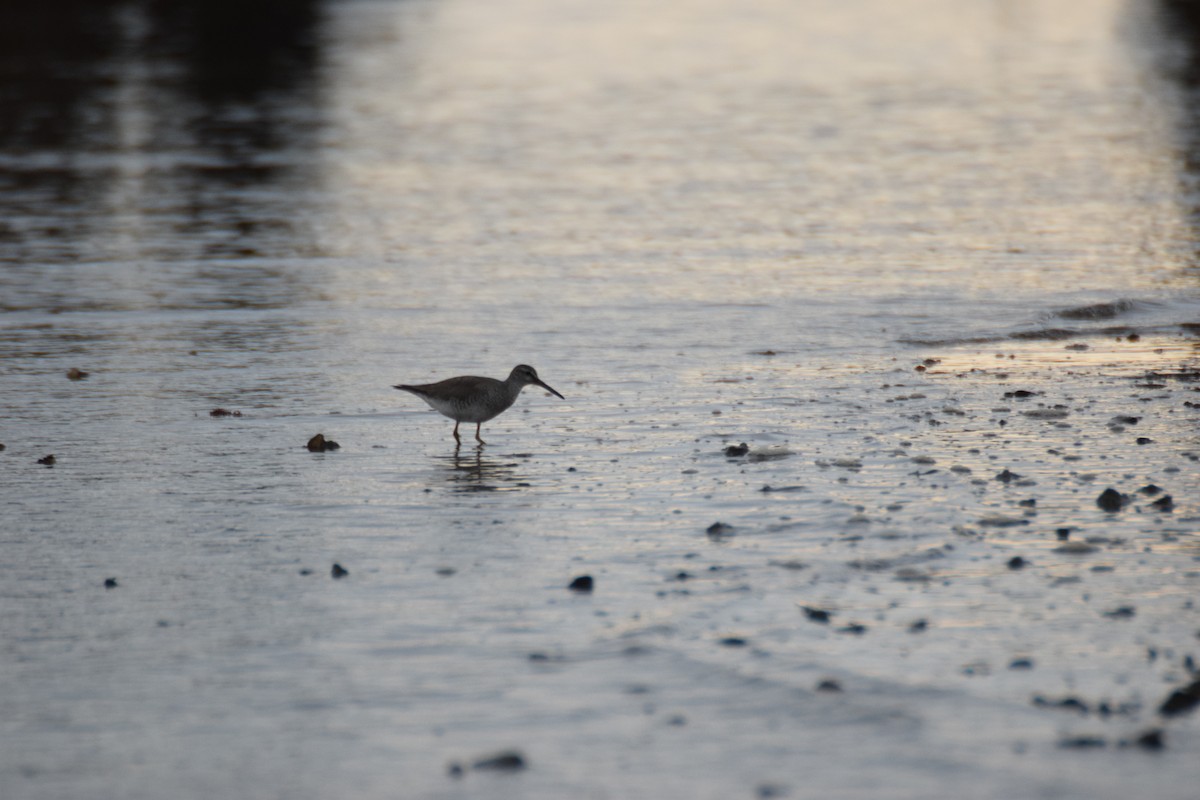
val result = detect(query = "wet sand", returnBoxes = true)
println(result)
[2,1,1200,798]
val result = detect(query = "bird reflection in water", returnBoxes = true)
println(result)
[434,449,533,493]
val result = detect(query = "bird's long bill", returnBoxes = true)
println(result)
[535,378,565,399]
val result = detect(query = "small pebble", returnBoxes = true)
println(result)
[568,575,593,592]
[1150,495,1174,512]
[471,751,526,772]
[801,606,831,623]
[816,679,842,693]
[331,563,348,579]
[1159,677,1200,717]
[724,442,749,457]
[307,433,340,452]
[1007,556,1028,570]
[37,455,55,466]
[1096,488,1125,512]
[67,368,88,380]
[104,578,119,589]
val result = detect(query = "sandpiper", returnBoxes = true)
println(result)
[394,364,564,445]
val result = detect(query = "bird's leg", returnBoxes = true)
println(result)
[452,421,462,443]
[475,423,486,445]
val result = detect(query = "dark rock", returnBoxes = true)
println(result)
[307,433,340,452]
[568,575,593,592]
[1056,528,1071,540]
[1136,437,1153,445]
[67,368,88,380]
[209,408,242,417]
[1058,736,1107,749]
[836,623,867,635]
[1103,606,1136,619]
[706,522,735,539]
[1096,488,1125,512]
[1009,658,1035,670]
[1007,556,1028,570]
[37,455,55,466]
[908,618,929,633]
[1033,695,1089,714]
[1003,390,1038,399]
[104,578,119,589]
[331,563,349,579]
[724,442,749,457]
[801,606,831,623]
[447,762,465,778]
[995,469,1021,483]
[1158,678,1200,717]
[816,679,842,693]
[1017,498,1037,507]
[1150,495,1174,512]
[718,636,748,647]
[1138,484,1162,496]
[1132,729,1165,751]
[299,568,313,576]
[471,751,526,772]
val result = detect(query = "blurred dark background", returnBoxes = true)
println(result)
[0,0,328,263]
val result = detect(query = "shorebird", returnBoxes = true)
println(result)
[393,364,564,445]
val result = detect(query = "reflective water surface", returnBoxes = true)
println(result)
[3,1,1200,798]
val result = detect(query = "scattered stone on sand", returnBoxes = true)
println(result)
[209,408,242,417]
[104,578,119,589]
[37,454,55,466]
[1033,695,1090,714]
[1003,390,1039,399]
[1057,736,1107,749]
[908,619,929,633]
[1021,407,1070,420]
[718,636,748,647]
[435,567,456,577]
[1095,488,1126,512]
[1007,556,1028,570]
[67,368,88,380]
[299,568,313,576]
[471,750,527,772]
[1149,495,1174,512]
[307,433,340,452]
[816,679,843,693]
[1158,677,1200,717]
[0,443,5,451]
[706,522,735,539]
[568,575,594,592]
[1009,657,1034,670]
[836,623,867,635]
[977,515,1028,528]
[1054,541,1098,555]
[1128,729,1165,751]
[760,484,804,493]
[1137,484,1162,496]
[1055,528,1072,540]
[801,606,832,623]
[330,563,349,579]
[724,442,749,457]
[995,469,1022,483]
[1102,606,1136,619]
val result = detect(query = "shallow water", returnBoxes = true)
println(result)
[3,0,1200,798]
